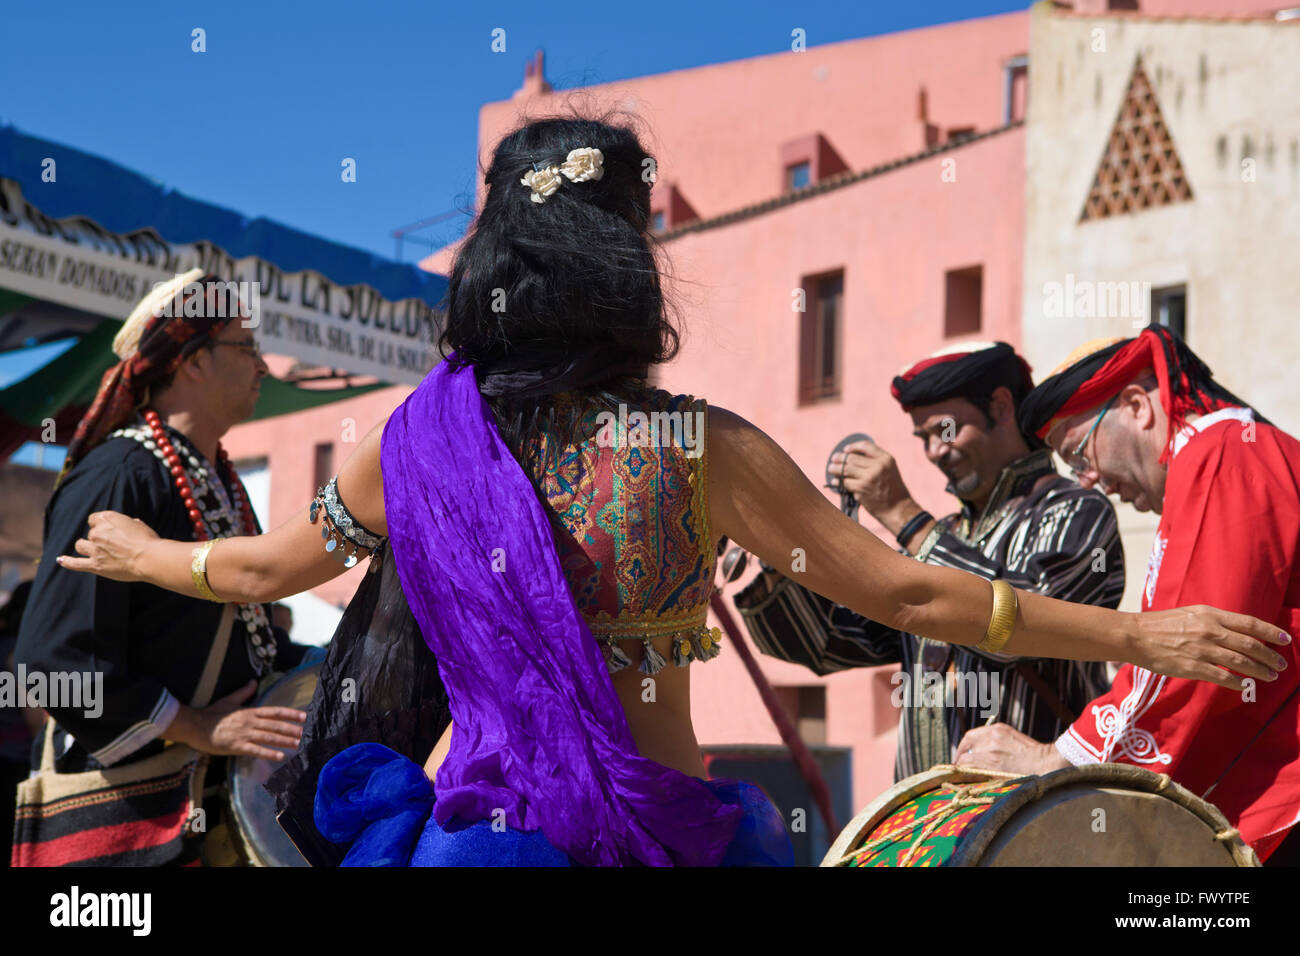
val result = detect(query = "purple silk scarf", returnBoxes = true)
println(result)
[379,358,744,866]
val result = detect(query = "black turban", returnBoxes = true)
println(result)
[890,341,1034,413]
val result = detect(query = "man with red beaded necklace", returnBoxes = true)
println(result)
[13,270,307,866]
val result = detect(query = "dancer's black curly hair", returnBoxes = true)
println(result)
[438,111,681,468]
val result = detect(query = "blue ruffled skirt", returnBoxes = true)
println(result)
[314,743,795,867]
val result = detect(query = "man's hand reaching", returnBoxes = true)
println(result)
[955,722,1071,775]
[165,681,305,761]
[828,439,925,536]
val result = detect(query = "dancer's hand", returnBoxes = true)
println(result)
[58,510,158,582]
[1131,605,1290,689]
[56,416,389,604]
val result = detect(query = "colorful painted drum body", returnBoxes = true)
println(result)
[822,764,1258,867]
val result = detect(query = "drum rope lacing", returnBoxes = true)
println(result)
[836,780,1010,867]
[1152,773,1239,843]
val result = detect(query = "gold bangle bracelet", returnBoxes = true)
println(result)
[976,579,1018,654]
[190,539,224,603]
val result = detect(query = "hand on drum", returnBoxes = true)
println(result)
[167,680,306,761]
[954,723,1071,776]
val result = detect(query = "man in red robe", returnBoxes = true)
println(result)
[954,327,1300,863]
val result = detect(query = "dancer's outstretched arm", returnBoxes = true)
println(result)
[59,418,390,603]
[706,406,1289,690]
[57,406,1289,690]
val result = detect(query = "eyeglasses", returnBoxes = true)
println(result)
[1062,394,1119,475]
[209,339,263,359]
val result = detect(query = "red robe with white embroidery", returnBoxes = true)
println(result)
[1056,409,1300,860]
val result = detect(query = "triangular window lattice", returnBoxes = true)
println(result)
[1080,60,1193,222]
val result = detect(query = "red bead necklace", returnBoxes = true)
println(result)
[217,443,259,538]
[141,408,257,541]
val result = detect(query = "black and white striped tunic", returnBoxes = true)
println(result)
[734,449,1123,781]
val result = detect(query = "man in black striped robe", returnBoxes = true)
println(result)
[735,341,1124,781]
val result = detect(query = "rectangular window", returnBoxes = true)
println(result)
[796,686,827,746]
[313,442,334,496]
[233,457,269,530]
[1152,284,1187,340]
[944,265,983,337]
[1003,55,1029,125]
[771,686,827,745]
[798,271,843,405]
[786,161,811,192]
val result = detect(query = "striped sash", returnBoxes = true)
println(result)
[11,604,234,866]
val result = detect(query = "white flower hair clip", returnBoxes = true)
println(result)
[520,147,605,204]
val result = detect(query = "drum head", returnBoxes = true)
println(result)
[229,663,321,867]
[961,765,1255,867]
[975,784,1236,865]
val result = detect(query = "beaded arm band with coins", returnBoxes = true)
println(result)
[309,476,388,570]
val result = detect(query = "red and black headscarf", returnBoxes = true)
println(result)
[57,270,244,488]
[1016,326,1262,464]
[891,340,1035,411]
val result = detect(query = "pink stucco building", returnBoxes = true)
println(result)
[226,0,1284,837]
[225,9,1031,826]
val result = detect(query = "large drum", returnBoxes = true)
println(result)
[822,764,1259,867]
[224,662,321,867]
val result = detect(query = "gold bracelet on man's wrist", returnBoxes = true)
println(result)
[976,578,1018,654]
[190,539,224,603]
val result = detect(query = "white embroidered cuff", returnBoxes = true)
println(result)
[1054,730,1098,767]
[90,690,182,767]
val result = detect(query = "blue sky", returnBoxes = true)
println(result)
[1,0,1026,266]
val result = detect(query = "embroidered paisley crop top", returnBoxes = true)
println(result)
[525,386,722,674]
[309,385,721,675]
